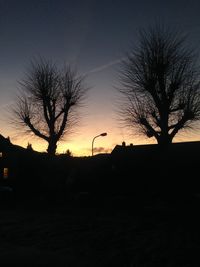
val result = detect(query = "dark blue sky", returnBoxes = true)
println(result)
[1,0,200,154]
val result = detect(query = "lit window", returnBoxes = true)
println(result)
[3,168,9,179]
[0,152,2,157]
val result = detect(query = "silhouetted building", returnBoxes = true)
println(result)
[0,134,42,192]
[111,141,200,195]
[0,135,12,185]
[0,134,72,198]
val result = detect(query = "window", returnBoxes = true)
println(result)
[3,168,9,179]
[0,152,2,158]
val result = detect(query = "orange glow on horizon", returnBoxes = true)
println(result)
[3,131,200,157]
[1,117,200,157]
[14,132,200,156]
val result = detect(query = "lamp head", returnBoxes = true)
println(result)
[100,132,107,136]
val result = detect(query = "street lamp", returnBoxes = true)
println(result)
[92,132,107,156]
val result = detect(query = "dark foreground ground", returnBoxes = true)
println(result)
[0,194,200,266]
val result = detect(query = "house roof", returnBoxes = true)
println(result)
[0,135,13,151]
[0,134,33,155]
[111,140,200,160]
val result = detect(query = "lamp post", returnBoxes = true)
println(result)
[92,132,107,156]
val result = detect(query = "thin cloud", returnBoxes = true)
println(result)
[93,146,111,153]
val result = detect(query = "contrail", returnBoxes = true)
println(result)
[85,57,125,75]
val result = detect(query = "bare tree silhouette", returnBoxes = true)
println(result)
[12,59,87,155]
[118,25,200,145]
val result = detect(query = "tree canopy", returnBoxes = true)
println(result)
[118,26,200,145]
[13,59,87,155]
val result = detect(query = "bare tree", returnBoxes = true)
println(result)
[118,25,200,145]
[13,59,87,155]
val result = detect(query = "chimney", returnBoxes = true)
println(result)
[122,141,126,147]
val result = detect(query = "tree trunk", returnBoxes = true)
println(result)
[47,139,57,155]
[157,133,172,146]
[157,111,172,146]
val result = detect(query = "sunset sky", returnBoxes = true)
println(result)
[1,0,200,156]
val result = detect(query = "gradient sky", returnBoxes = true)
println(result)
[1,0,200,156]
